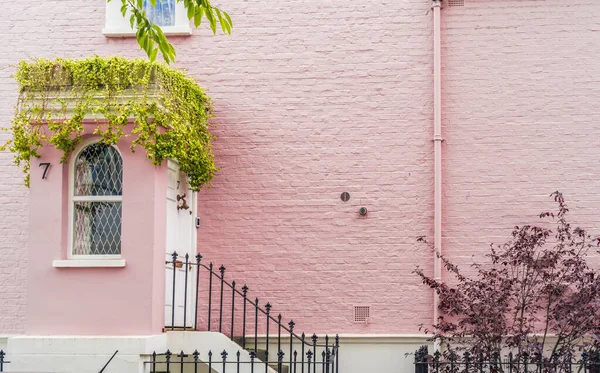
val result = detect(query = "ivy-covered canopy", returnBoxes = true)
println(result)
[4,56,217,190]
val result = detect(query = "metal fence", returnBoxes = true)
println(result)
[166,251,339,371]
[415,347,600,373]
[0,350,8,372]
[146,345,339,373]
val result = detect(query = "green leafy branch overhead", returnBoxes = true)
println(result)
[110,0,232,63]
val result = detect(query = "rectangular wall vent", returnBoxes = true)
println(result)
[353,306,370,323]
[448,0,465,6]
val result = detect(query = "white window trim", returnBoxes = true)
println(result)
[67,138,124,262]
[53,259,126,268]
[102,1,192,37]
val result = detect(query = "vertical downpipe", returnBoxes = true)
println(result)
[432,0,443,353]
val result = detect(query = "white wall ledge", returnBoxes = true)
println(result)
[52,259,126,268]
[102,26,193,37]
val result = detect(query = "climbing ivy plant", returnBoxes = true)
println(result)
[2,56,217,190]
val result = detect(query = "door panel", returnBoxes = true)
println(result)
[165,162,196,329]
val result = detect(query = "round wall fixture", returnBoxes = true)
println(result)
[340,192,350,202]
[359,207,368,216]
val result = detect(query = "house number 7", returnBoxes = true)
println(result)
[39,163,50,179]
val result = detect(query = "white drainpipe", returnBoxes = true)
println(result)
[432,0,443,352]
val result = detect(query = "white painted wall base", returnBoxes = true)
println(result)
[6,334,167,373]
[0,335,11,351]
[249,334,431,373]
[3,332,274,373]
[3,333,431,373]
[337,335,431,373]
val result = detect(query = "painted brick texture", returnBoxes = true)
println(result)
[0,0,435,335]
[191,0,436,334]
[441,0,600,273]
[0,0,599,336]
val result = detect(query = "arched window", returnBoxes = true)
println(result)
[70,140,123,257]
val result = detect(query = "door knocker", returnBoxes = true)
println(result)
[177,193,189,210]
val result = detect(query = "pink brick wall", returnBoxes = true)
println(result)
[441,0,600,271]
[192,0,436,334]
[0,0,598,335]
[0,40,28,335]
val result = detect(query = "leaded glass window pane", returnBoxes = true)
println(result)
[75,144,122,196]
[143,0,175,27]
[72,142,123,256]
[73,202,122,255]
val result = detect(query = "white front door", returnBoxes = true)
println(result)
[165,160,197,329]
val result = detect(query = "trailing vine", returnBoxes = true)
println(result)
[2,56,217,190]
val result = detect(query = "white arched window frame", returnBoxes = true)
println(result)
[67,138,123,260]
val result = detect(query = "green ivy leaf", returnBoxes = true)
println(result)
[205,7,217,34]
[193,7,204,28]
[138,33,148,51]
[222,11,232,32]
[214,8,226,34]
[149,48,158,62]
[187,2,195,20]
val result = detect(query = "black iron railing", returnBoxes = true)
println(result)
[414,346,600,373]
[0,350,8,372]
[98,350,118,373]
[147,345,339,373]
[165,251,339,371]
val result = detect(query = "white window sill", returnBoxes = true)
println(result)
[102,25,193,37]
[52,259,126,268]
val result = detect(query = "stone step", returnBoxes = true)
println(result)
[227,337,290,373]
[251,349,289,373]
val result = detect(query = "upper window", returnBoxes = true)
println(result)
[144,0,175,26]
[70,141,123,257]
[103,0,192,37]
